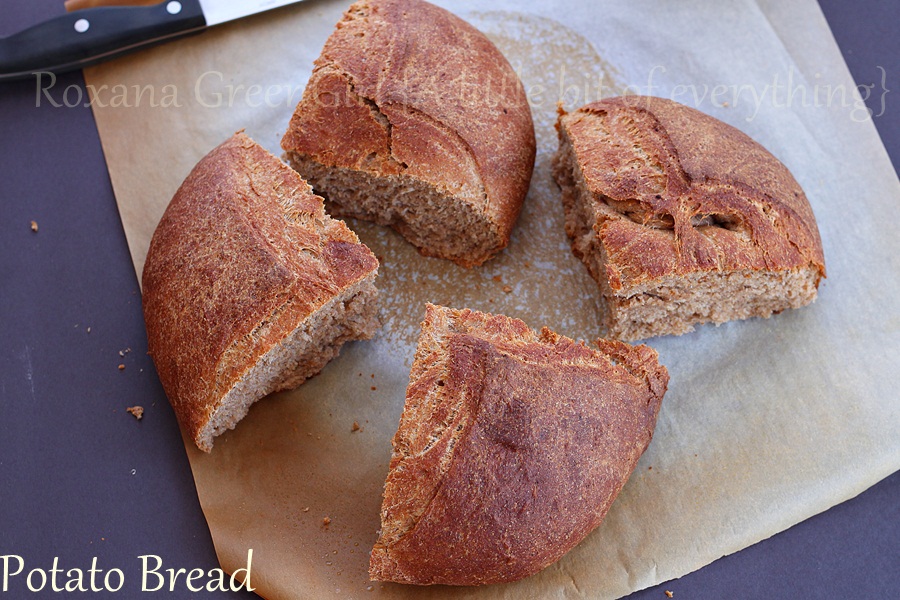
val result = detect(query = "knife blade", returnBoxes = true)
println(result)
[0,0,307,82]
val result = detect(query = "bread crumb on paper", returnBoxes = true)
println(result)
[126,406,144,420]
[351,421,360,432]
[502,285,512,293]
[323,517,331,527]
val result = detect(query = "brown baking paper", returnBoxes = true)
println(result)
[84,0,900,597]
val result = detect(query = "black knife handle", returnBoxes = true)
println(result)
[0,0,206,81]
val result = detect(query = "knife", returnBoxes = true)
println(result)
[0,0,306,82]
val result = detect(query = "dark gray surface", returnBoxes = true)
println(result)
[820,0,899,168]
[0,3,246,597]
[1,1,897,598]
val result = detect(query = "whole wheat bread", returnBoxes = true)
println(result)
[370,304,668,585]
[142,132,380,452]
[553,96,826,341]
[281,0,536,267]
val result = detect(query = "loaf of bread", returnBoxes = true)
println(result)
[370,304,668,585]
[281,0,536,268]
[554,96,826,341]
[142,132,380,452]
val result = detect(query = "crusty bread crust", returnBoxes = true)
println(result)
[281,0,536,267]
[554,96,826,340]
[370,304,667,585]
[142,132,379,451]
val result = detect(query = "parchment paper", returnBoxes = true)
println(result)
[84,0,900,597]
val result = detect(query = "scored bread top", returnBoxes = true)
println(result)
[371,304,668,585]
[557,95,826,292]
[142,132,378,448]
[281,0,535,240]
